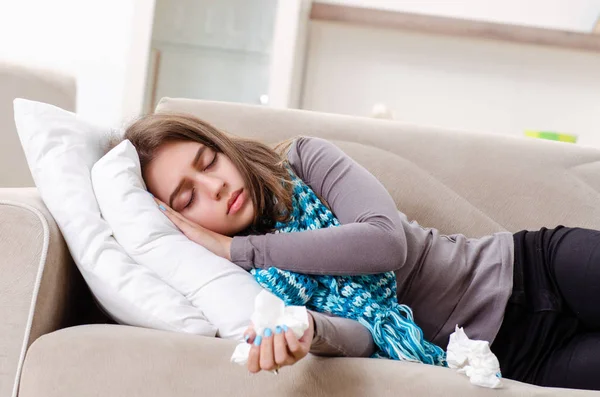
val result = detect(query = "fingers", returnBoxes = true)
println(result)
[153,197,190,230]
[247,335,261,374]
[243,327,256,345]
[153,197,181,219]
[152,196,168,211]
[259,328,276,371]
[153,197,175,218]
[247,325,309,374]
[285,326,306,360]
[246,326,291,374]
[273,326,292,366]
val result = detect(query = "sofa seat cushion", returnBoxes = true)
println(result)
[18,324,595,397]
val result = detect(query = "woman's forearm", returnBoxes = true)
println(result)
[309,311,376,357]
[231,223,405,275]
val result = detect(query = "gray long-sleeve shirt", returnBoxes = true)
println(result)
[231,137,514,356]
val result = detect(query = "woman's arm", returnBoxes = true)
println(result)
[230,137,407,275]
[310,311,375,357]
[244,310,376,373]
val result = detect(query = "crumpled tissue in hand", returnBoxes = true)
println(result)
[446,326,502,389]
[230,290,309,366]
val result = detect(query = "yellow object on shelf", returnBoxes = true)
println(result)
[524,131,578,143]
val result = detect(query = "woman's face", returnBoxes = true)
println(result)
[144,140,255,236]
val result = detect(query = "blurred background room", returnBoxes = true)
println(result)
[1,0,600,185]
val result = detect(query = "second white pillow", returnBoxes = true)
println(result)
[91,140,262,340]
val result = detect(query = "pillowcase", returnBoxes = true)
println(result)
[91,140,261,340]
[13,98,216,336]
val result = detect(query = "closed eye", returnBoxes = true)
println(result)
[204,152,217,171]
[182,152,217,210]
[184,187,195,209]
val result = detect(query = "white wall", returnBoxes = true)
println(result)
[0,0,155,128]
[321,0,600,32]
[3,0,598,129]
[302,21,600,146]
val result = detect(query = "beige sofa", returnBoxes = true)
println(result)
[3,97,600,396]
[0,61,76,187]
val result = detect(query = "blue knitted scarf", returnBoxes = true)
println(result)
[250,171,447,366]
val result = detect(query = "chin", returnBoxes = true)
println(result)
[227,226,245,237]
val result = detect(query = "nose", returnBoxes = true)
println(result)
[198,174,225,200]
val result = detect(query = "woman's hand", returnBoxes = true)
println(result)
[244,312,315,374]
[154,197,232,260]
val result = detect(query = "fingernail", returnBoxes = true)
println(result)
[244,334,250,343]
[275,326,282,334]
[159,205,166,211]
[253,335,262,346]
[282,325,288,332]
[263,328,272,338]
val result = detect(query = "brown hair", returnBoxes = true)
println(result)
[120,113,294,233]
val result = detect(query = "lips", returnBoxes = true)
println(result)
[227,188,243,214]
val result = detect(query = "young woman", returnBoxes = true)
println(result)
[122,113,600,391]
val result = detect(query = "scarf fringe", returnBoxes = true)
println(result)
[359,304,447,365]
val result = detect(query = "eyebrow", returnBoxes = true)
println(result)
[168,145,206,208]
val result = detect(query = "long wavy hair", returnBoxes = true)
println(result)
[117,113,295,233]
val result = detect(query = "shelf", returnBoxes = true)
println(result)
[310,2,600,54]
[152,40,270,57]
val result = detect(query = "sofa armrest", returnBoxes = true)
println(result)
[0,187,80,397]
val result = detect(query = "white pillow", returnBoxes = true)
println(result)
[13,98,216,336]
[91,140,261,340]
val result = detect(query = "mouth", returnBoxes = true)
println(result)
[227,188,244,215]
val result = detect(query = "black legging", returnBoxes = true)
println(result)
[491,227,600,391]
